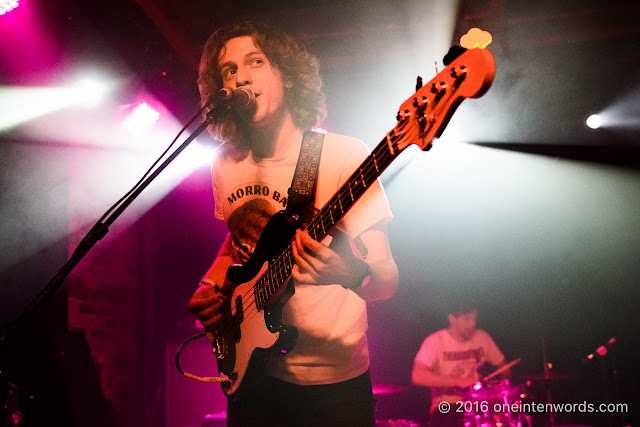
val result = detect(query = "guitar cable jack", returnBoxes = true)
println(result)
[175,333,227,383]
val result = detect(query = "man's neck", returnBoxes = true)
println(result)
[248,112,302,160]
[447,328,474,343]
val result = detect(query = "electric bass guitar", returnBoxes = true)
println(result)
[212,46,496,399]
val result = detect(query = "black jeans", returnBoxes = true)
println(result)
[227,371,375,426]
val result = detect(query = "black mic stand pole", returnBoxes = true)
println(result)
[0,108,216,353]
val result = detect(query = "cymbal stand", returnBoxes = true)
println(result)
[541,335,556,427]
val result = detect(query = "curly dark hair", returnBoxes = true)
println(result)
[198,22,326,148]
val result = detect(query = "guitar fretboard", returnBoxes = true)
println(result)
[254,128,406,308]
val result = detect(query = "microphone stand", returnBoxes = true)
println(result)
[0,108,216,353]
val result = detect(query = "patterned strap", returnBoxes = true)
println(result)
[286,130,324,224]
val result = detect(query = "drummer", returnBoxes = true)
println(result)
[411,300,507,427]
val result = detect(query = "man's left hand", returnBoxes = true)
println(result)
[291,229,368,287]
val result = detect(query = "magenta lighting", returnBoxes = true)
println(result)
[0,0,19,15]
[121,102,160,134]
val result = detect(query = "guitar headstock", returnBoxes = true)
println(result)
[392,47,495,152]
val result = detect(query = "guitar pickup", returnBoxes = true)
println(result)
[233,295,243,342]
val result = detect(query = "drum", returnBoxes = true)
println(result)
[375,419,420,427]
[462,379,529,427]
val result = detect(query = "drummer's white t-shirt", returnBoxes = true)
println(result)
[414,329,505,411]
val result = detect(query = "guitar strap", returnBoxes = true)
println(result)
[285,130,324,225]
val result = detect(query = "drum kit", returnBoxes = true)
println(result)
[459,358,570,427]
[462,377,529,427]
[374,358,571,427]
[461,358,529,427]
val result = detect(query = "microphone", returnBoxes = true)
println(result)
[217,87,256,109]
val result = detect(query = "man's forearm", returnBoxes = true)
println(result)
[412,363,470,389]
[201,233,236,286]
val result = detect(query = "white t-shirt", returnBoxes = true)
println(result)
[414,329,505,411]
[211,132,393,385]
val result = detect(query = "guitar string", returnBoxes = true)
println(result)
[228,85,456,330]
[231,141,403,330]
[228,130,404,329]
[228,142,397,329]
[224,83,441,315]
[229,131,400,315]
[228,93,449,329]
[228,102,440,330]
[231,117,410,310]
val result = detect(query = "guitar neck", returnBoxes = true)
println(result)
[307,133,404,242]
[255,131,405,308]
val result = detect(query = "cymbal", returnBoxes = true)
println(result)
[372,384,408,395]
[526,372,570,381]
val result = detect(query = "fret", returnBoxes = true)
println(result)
[385,134,395,155]
[265,276,272,295]
[255,282,262,306]
[257,133,403,309]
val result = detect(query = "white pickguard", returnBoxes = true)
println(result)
[222,262,279,396]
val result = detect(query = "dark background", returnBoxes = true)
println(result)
[1,0,639,426]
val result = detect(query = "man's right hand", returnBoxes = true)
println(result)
[188,284,226,332]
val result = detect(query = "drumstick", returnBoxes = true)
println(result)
[482,358,521,382]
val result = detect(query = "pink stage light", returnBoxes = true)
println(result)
[0,0,19,15]
[121,102,160,135]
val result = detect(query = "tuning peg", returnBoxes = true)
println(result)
[412,96,428,108]
[396,110,411,121]
[415,76,423,92]
[450,66,468,79]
